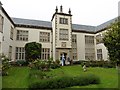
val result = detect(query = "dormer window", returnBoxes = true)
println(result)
[59,18,68,24]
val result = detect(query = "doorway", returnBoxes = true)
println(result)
[60,52,67,60]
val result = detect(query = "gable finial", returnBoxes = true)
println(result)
[68,8,71,14]
[55,6,58,13]
[0,1,3,6]
[60,5,63,13]
[0,1,3,9]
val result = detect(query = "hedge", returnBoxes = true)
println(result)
[80,60,116,68]
[29,74,100,89]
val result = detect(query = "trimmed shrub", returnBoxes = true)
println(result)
[15,60,28,66]
[50,62,60,69]
[29,74,100,89]
[29,69,46,80]
[72,74,100,86]
[72,61,81,65]
[81,61,116,68]
[29,76,74,89]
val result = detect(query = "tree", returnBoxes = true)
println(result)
[25,42,42,62]
[103,20,120,66]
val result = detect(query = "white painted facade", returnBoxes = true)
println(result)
[0,5,14,59]
[0,4,115,62]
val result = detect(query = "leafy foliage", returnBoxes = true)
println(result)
[1,54,11,76]
[28,58,60,71]
[103,20,120,65]
[33,59,50,71]
[25,42,42,62]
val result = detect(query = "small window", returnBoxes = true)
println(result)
[10,27,14,40]
[0,14,4,33]
[97,49,103,60]
[16,30,28,41]
[9,46,12,60]
[39,32,50,42]
[59,18,68,24]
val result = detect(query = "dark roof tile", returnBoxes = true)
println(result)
[12,17,117,33]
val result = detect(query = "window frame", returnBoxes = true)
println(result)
[16,30,28,41]
[59,28,69,40]
[15,47,25,60]
[9,46,12,60]
[0,14,4,33]
[85,35,94,45]
[10,26,14,40]
[97,49,103,60]
[72,34,77,60]
[41,48,50,60]
[59,18,68,24]
[39,32,50,42]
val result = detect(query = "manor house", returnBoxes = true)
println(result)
[0,3,116,62]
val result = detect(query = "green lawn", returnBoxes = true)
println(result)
[2,66,30,88]
[2,65,119,89]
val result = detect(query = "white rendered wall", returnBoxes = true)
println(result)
[95,31,108,61]
[74,32,95,61]
[0,9,3,54]
[0,8,14,59]
[13,27,52,61]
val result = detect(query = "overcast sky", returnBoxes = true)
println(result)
[0,0,119,26]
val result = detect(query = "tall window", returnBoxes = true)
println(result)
[97,49,103,60]
[15,47,25,60]
[0,14,4,33]
[85,35,94,45]
[10,26,14,40]
[72,34,77,44]
[72,48,77,60]
[9,46,12,60]
[85,48,95,60]
[59,29,68,40]
[39,32,50,42]
[85,35,95,60]
[72,34,77,60]
[16,30,28,41]
[41,48,50,60]
[59,18,68,24]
